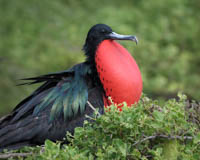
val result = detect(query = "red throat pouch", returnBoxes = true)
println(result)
[96,40,143,109]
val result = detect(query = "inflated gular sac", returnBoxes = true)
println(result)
[95,40,142,108]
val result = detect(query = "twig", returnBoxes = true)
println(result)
[87,101,101,117]
[158,135,193,140]
[0,152,32,159]
[133,134,193,146]
[133,135,157,146]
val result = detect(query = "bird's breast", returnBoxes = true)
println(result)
[95,40,142,107]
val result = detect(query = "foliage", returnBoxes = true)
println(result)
[4,95,199,160]
[0,0,200,115]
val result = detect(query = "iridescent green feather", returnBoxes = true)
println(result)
[33,87,60,115]
[63,93,73,121]
[49,96,63,122]
[79,88,88,114]
[33,63,91,122]
[33,83,71,116]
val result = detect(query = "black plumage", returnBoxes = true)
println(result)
[0,62,104,151]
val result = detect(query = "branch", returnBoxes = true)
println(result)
[0,152,32,159]
[132,135,157,146]
[87,101,101,117]
[132,134,193,146]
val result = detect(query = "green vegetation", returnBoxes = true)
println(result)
[0,1,199,159]
[1,94,200,159]
[0,0,200,116]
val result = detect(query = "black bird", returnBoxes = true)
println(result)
[0,24,142,151]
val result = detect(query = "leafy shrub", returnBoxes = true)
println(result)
[6,94,199,160]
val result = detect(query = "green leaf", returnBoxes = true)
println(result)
[153,110,165,121]
[112,139,127,157]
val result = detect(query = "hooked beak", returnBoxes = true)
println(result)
[108,32,138,45]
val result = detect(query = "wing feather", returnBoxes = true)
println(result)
[31,63,91,122]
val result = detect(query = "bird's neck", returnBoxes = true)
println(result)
[83,40,104,90]
[83,38,102,64]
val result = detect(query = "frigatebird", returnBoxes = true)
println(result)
[0,24,142,151]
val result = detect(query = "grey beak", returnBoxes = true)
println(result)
[108,32,138,45]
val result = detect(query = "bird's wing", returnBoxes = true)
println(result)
[0,63,105,150]
[0,63,92,125]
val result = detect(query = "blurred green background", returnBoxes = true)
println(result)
[0,0,200,116]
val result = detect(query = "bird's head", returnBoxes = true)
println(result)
[83,24,138,62]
